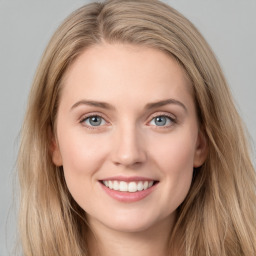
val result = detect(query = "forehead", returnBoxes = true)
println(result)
[60,43,193,109]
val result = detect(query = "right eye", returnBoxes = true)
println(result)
[148,114,176,128]
[82,115,107,127]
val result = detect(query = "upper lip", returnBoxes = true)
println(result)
[100,176,158,182]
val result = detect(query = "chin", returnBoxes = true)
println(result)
[92,208,174,234]
[106,220,157,233]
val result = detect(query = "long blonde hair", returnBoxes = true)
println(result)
[18,0,256,255]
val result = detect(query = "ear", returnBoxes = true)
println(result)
[193,129,208,168]
[49,129,63,166]
[51,139,63,166]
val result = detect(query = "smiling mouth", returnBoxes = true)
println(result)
[100,180,159,193]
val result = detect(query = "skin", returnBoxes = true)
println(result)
[52,43,207,256]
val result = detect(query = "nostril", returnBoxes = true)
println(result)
[111,135,147,167]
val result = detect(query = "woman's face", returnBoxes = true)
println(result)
[52,43,207,233]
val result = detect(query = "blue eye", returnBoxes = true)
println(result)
[83,115,106,127]
[150,115,174,127]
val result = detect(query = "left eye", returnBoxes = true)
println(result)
[149,115,174,127]
[83,115,106,127]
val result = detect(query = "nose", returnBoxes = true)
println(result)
[111,124,147,167]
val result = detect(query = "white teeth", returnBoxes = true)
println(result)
[102,180,155,192]
[113,181,119,190]
[108,180,113,189]
[137,181,144,191]
[119,181,128,191]
[143,181,148,190]
[128,182,137,192]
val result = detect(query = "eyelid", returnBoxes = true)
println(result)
[78,111,176,129]
[79,112,109,129]
[147,112,176,127]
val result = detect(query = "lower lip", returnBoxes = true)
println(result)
[99,182,157,203]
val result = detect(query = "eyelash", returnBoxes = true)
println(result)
[79,112,176,129]
[148,113,176,128]
[80,113,108,129]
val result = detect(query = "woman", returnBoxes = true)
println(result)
[18,0,256,255]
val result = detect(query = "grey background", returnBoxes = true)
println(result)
[0,0,255,255]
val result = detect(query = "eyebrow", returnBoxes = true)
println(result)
[144,99,187,112]
[70,98,187,112]
[71,100,115,111]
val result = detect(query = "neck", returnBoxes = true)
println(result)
[87,215,175,256]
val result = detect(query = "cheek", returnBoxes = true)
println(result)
[148,130,196,208]
[150,130,197,174]
[163,141,194,189]
[59,130,108,174]
[57,130,109,202]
